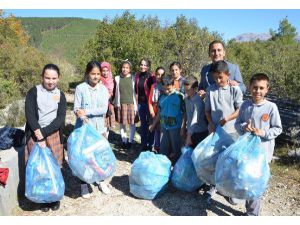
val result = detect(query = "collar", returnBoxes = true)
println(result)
[252,99,267,106]
[87,82,100,91]
[218,83,230,90]
[40,84,58,93]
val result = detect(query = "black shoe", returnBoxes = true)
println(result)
[203,192,212,204]
[40,203,50,212]
[50,201,60,211]
[126,142,132,149]
[120,142,127,149]
[224,196,238,205]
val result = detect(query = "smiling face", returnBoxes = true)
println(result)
[209,43,225,63]
[42,69,59,91]
[139,60,149,73]
[121,63,131,76]
[250,79,269,104]
[88,67,101,87]
[170,65,182,80]
[212,72,229,87]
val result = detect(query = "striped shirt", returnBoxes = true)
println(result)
[74,82,109,134]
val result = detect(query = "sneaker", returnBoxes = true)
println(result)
[81,184,91,199]
[98,182,111,195]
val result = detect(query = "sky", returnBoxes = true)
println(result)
[3,9,300,41]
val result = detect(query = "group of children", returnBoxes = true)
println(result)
[24,40,282,216]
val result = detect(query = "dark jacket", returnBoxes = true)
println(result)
[24,86,66,143]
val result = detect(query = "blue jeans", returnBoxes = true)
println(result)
[138,102,154,149]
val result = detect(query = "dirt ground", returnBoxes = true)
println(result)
[11,94,300,216]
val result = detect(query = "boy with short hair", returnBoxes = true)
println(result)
[205,60,244,137]
[149,75,185,164]
[204,60,243,202]
[235,73,282,216]
[182,76,208,148]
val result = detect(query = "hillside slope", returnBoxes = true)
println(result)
[19,17,99,65]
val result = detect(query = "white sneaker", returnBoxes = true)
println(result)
[98,182,111,195]
[81,184,91,199]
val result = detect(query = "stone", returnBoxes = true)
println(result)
[0,146,25,215]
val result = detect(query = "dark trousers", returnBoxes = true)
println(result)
[138,102,154,149]
[191,130,209,149]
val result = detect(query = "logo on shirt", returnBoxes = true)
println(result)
[52,94,60,102]
[261,114,269,122]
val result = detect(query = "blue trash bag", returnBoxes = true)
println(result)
[215,133,271,200]
[191,126,234,185]
[67,123,116,184]
[25,144,65,203]
[129,151,172,200]
[171,146,204,192]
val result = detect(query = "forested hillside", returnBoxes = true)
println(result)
[19,17,99,65]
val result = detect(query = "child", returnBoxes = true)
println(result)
[113,60,137,149]
[100,61,116,136]
[204,60,243,202]
[135,58,155,151]
[148,67,165,152]
[150,75,185,164]
[182,76,208,149]
[169,61,185,94]
[74,60,111,198]
[25,63,66,212]
[234,73,282,216]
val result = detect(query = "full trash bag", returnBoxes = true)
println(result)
[129,151,171,200]
[25,144,65,203]
[215,133,270,200]
[67,123,116,184]
[191,126,234,185]
[171,146,204,192]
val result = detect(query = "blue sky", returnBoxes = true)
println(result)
[4,9,300,41]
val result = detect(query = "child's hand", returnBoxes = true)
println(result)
[244,119,254,132]
[76,109,86,118]
[229,80,238,86]
[198,90,206,99]
[252,128,265,137]
[34,129,44,141]
[38,140,46,149]
[150,111,156,118]
[149,124,154,133]
[219,118,227,126]
[208,122,215,134]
